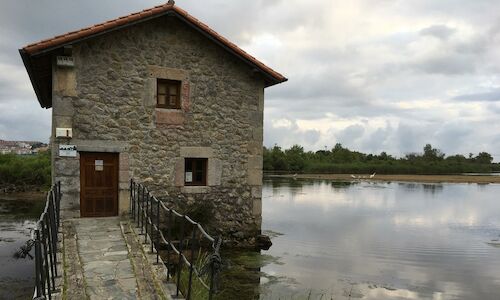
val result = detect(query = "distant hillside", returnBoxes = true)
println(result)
[0,140,48,155]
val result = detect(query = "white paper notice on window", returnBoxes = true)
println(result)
[185,172,193,182]
[95,160,104,171]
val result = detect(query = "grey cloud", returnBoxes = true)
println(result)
[420,25,456,40]
[336,124,365,144]
[0,102,51,142]
[453,88,500,102]
[361,125,393,154]
[413,53,478,75]
[263,118,320,149]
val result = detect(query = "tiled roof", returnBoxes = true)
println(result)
[21,2,286,84]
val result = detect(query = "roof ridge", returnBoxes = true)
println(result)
[22,3,173,53]
[21,2,286,90]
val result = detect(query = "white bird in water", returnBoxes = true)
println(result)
[370,172,376,178]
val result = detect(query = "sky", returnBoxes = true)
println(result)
[1,0,500,160]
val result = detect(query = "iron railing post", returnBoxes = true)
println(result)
[166,209,173,280]
[137,184,141,228]
[176,216,185,298]
[209,257,215,300]
[145,192,149,244]
[48,194,58,279]
[150,195,154,253]
[129,179,133,215]
[186,227,197,300]
[141,186,145,235]
[34,229,43,298]
[40,219,52,299]
[56,181,61,228]
[156,199,160,264]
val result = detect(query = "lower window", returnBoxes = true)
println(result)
[185,158,207,186]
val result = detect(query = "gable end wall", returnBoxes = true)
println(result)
[51,16,265,245]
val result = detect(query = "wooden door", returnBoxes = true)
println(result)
[80,152,119,217]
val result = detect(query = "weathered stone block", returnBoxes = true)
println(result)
[207,158,221,186]
[155,109,185,125]
[54,68,77,96]
[247,168,262,186]
[54,158,79,176]
[180,146,214,158]
[251,186,262,198]
[180,186,210,194]
[174,158,184,187]
[247,155,263,170]
[252,198,262,216]
[119,190,129,214]
[119,170,129,183]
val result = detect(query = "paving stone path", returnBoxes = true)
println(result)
[74,217,138,299]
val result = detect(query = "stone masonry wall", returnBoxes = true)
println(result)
[52,16,265,244]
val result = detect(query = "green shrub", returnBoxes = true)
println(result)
[0,151,51,187]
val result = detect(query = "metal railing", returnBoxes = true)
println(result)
[130,179,222,300]
[15,182,62,300]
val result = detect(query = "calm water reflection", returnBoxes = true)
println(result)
[259,178,500,299]
[0,193,45,299]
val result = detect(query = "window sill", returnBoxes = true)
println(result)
[155,108,185,125]
[180,186,210,194]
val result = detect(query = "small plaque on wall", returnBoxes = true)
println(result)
[185,172,193,183]
[59,144,77,157]
[95,160,104,171]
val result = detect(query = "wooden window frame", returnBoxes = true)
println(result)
[184,158,208,186]
[157,79,181,109]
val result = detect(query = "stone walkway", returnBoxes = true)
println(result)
[74,217,138,299]
[62,217,175,299]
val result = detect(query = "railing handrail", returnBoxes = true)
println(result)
[130,179,222,300]
[19,181,62,300]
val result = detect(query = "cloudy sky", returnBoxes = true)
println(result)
[1,0,500,160]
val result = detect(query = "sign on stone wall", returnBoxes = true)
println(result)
[185,172,193,183]
[59,144,77,157]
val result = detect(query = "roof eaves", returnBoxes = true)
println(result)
[19,49,49,108]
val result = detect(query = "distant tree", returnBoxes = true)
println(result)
[284,145,305,171]
[331,143,355,163]
[378,151,390,160]
[270,145,289,171]
[423,144,445,161]
[405,153,420,161]
[446,154,468,163]
[475,152,493,164]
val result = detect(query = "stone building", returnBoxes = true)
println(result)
[20,2,286,242]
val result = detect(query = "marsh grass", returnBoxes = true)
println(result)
[0,152,51,188]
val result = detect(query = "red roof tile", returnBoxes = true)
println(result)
[22,2,286,84]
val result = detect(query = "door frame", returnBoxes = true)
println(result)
[79,151,119,217]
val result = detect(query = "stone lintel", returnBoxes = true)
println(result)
[148,65,189,81]
[179,146,214,158]
[72,139,129,153]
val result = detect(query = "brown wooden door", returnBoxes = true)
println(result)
[80,152,119,217]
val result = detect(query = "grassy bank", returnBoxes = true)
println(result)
[274,173,500,184]
[0,152,51,189]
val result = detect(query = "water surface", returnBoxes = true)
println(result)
[227,178,500,299]
[0,192,45,299]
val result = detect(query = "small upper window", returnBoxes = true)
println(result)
[157,79,181,109]
[185,158,207,186]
